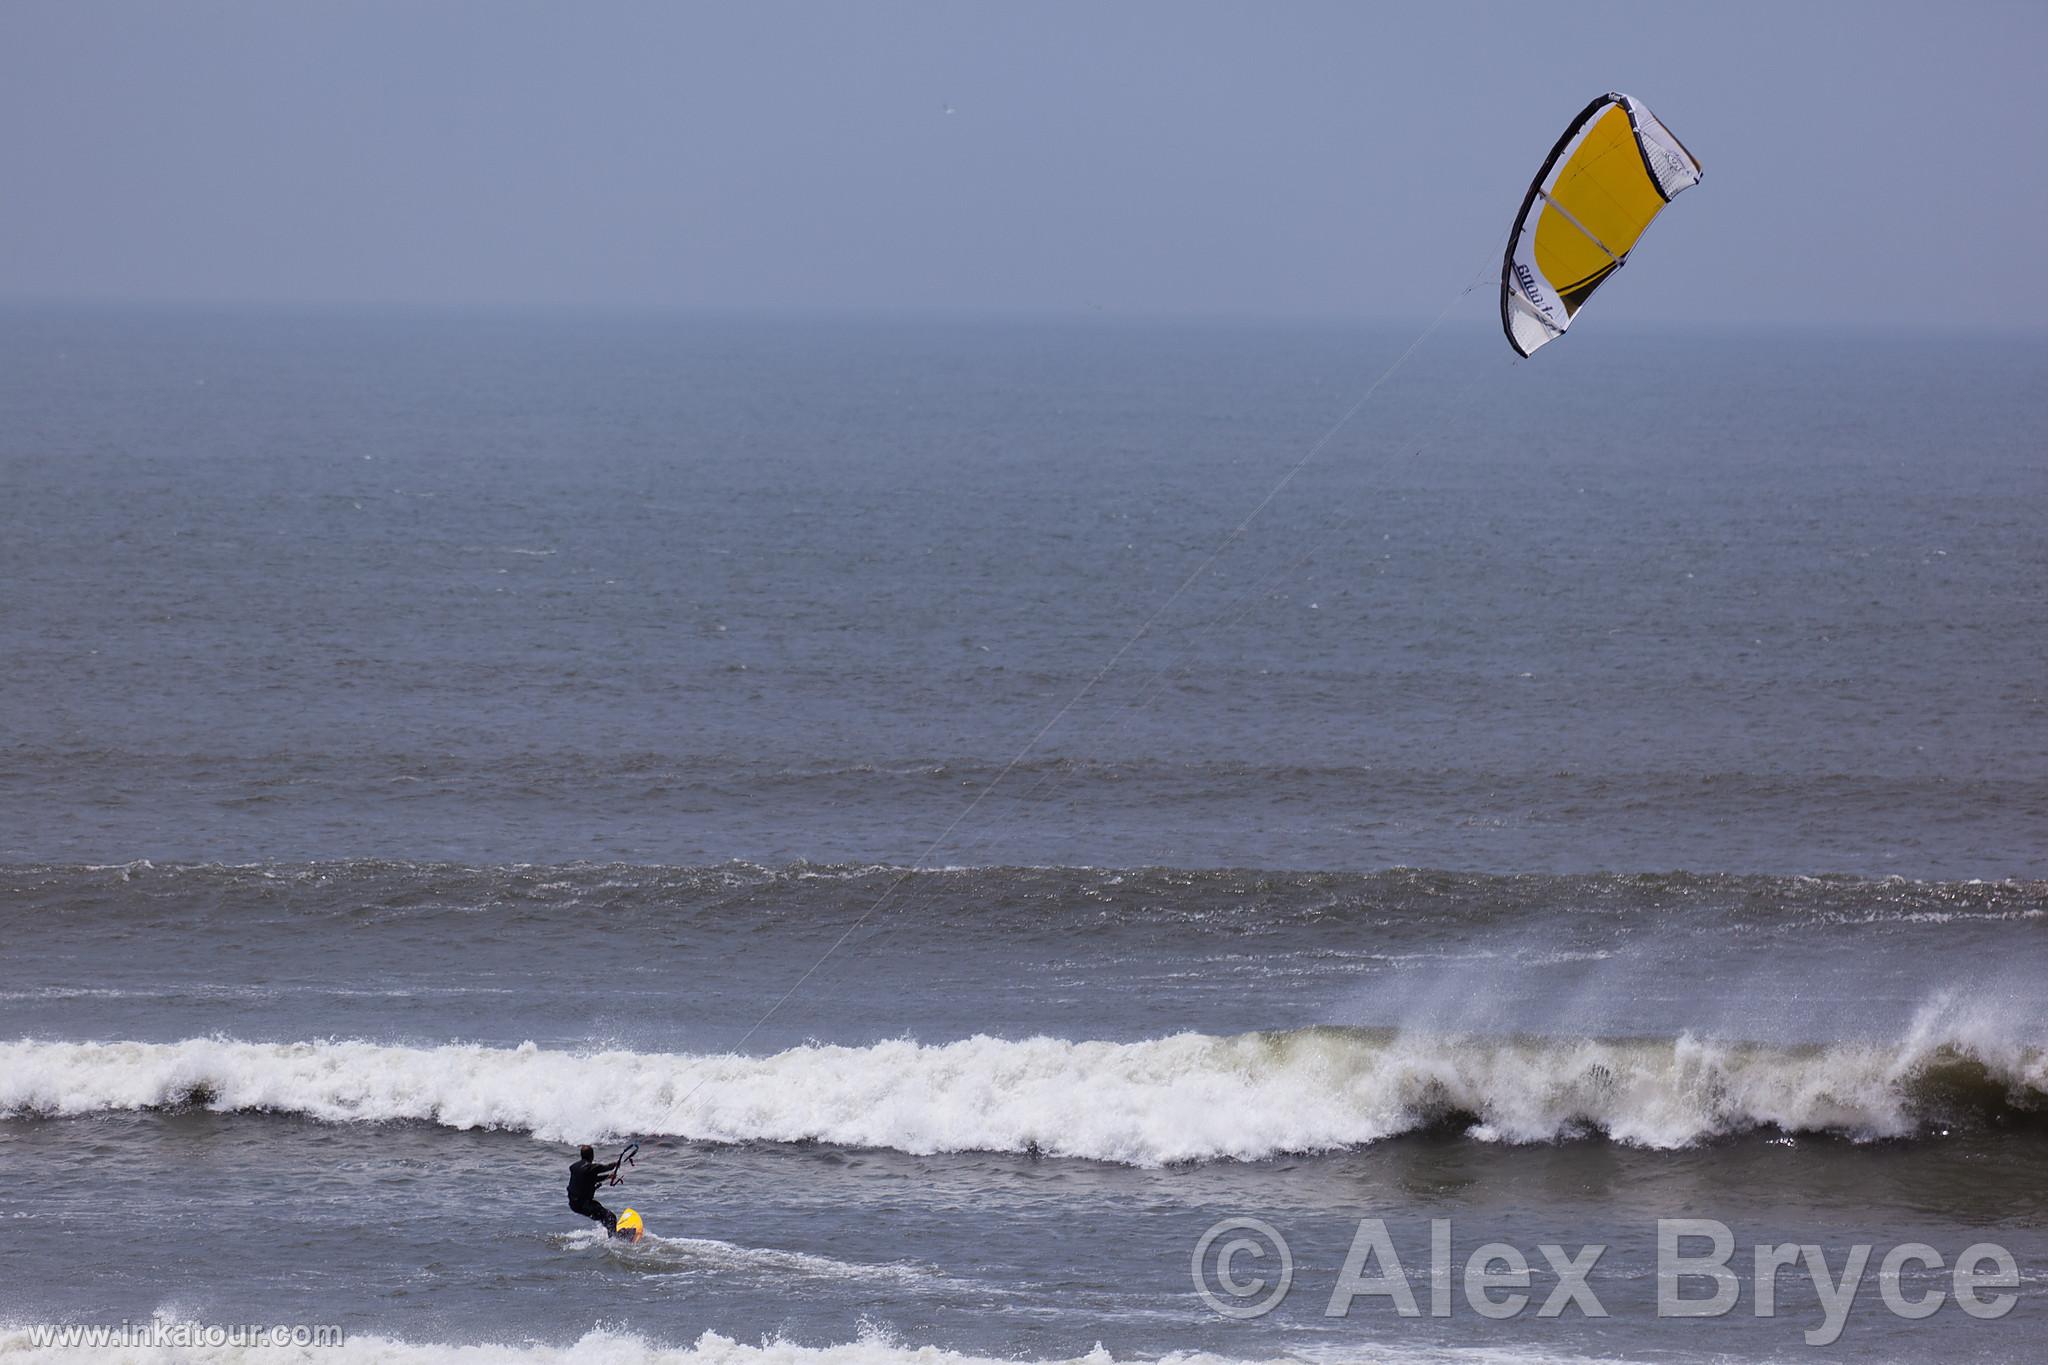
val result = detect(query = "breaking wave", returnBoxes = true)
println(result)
[4,1001,2041,1162]
[0,1324,1636,1365]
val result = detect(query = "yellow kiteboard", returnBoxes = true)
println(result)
[612,1208,645,1243]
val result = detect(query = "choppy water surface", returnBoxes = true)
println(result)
[2,310,2045,1361]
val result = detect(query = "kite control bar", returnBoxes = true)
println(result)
[609,1141,640,1187]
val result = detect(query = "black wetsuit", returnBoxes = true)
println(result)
[566,1158,620,1232]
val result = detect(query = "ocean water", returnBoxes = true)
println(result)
[1,307,2044,1363]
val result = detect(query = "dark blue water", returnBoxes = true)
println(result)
[2,308,2044,1363]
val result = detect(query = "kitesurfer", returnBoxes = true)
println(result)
[566,1144,621,1233]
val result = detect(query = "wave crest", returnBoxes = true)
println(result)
[0,1324,1620,1365]
[4,1008,2042,1163]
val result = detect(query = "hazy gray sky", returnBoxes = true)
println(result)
[3,1,2043,325]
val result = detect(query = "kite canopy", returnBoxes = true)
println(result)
[1501,93,1701,357]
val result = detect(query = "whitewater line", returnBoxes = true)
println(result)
[8,1014,2038,1163]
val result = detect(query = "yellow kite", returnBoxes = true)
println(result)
[1501,94,1702,356]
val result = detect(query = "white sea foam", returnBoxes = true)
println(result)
[551,1229,967,1291]
[1,999,2039,1162]
[0,1323,1651,1365]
